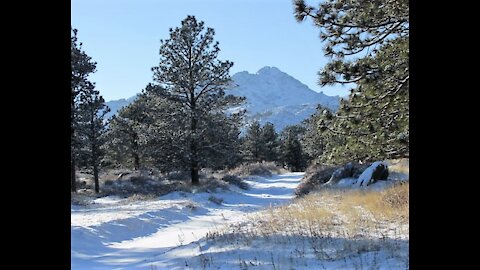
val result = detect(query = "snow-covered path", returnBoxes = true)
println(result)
[71,172,304,270]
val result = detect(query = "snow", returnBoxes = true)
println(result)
[229,67,339,131]
[71,173,304,269]
[355,161,388,187]
[72,170,408,269]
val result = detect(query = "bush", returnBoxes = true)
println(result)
[221,174,250,190]
[129,176,151,185]
[229,162,284,177]
[104,180,114,186]
[208,195,224,205]
[195,176,230,193]
[101,178,187,197]
[166,170,191,181]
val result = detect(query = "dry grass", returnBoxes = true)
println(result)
[387,158,409,174]
[210,182,409,242]
[288,182,408,231]
[228,162,287,177]
[202,183,409,268]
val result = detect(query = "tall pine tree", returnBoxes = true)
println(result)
[151,16,244,185]
[77,88,110,193]
[71,28,97,192]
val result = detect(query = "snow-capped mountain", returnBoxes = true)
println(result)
[105,66,340,131]
[228,66,339,130]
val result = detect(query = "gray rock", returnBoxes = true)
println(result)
[355,161,389,186]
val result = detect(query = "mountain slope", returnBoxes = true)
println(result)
[105,66,340,131]
[104,95,137,120]
[228,66,339,130]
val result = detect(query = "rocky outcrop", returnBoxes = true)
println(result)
[295,164,340,197]
[354,161,389,187]
[324,162,373,185]
[296,161,391,197]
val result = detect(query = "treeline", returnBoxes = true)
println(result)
[72,0,409,193]
[71,16,307,193]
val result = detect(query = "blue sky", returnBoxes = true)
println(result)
[71,0,350,101]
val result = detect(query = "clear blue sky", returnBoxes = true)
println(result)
[71,0,350,101]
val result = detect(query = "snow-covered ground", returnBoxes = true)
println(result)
[72,169,408,270]
[71,173,304,269]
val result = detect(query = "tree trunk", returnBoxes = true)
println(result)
[132,135,140,170]
[189,87,200,185]
[133,153,140,171]
[191,117,200,185]
[191,164,199,185]
[93,164,99,193]
[71,155,76,192]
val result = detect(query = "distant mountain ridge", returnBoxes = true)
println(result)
[105,66,340,131]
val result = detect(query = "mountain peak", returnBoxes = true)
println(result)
[256,66,283,75]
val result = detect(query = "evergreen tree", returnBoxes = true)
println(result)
[302,105,329,160]
[260,122,279,162]
[242,121,263,162]
[104,92,152,170]
[241,121,280,163]
[151,16,244,184]
[71,28,97,192]
[280,125,308,172]
[77,87,110,193]
[294,0,409,163]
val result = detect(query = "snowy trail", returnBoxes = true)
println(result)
[71,172,304,270]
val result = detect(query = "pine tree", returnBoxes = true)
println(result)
[302,105,329,160]
[242,121,263,162]
[294,0,409,163]
[260,122,279,162]
[71,28,97,192]
[104,92,151,170]
[241,121,280,163]
[151,16,244,184]
[280,125,307,172]
[77,86,110,193]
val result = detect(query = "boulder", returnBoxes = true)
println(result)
[352,163,372,178]
[325,162,355,185]
[354,161,389,187]
[295,164,340,196]
[324,162,372,186]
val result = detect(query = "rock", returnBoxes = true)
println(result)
[354,161,389,187]
[324,162,372,186]
[295,164,340,196]
[352,163,372,178]
[325,162,355,185]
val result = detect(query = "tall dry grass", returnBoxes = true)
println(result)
[203,182,409,268]
[239,182,409,239]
